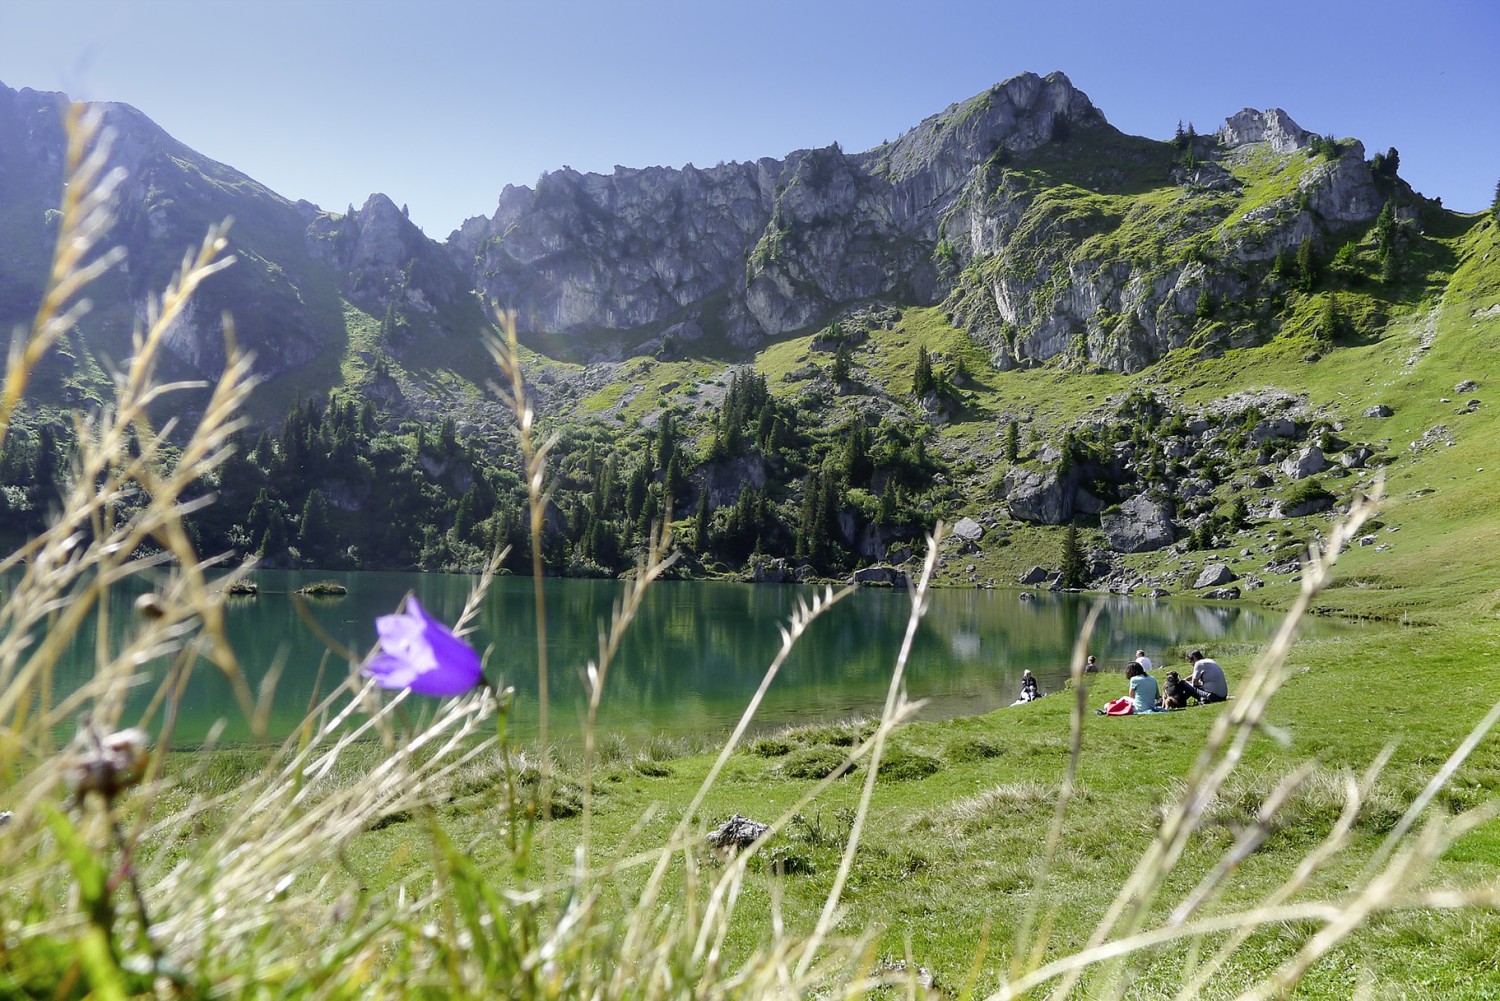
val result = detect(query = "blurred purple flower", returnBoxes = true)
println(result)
[365,596,483,697]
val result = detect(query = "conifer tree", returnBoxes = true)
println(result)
[1319,294,1342,343]
[1059,523,1087,589]
[1295,238,1318,291]
[1004,421,1020,463]
[912,346,935,398]
[694,488,712,555]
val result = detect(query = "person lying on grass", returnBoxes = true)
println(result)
[1097,661,1160,715]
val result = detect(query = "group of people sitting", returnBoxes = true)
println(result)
[1097,649,1229,716]
[1011,648,1229,714]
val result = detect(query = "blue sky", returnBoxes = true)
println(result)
[3,0,1496,236]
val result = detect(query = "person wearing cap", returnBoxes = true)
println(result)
[1188,650,1228,704]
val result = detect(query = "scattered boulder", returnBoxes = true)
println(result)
[1339,446,1374,468]
[750,557,792,583]
[1281,484,1336,517]
[1193,564,1239,589]
[1205,586,1242,600]
[1364,404,1394,418]
[1280,446,1327,480]
[852,565,907,587]
[706,814,769,850]
[1358,534,1379,546]
[1001,466,1074,525]
[1018,566,1052,586]
[1101,494,1176,553]
[1074,488,1107,515]
[1456,379,1478,393]
[951,517,985,543]
[1251,418,1297,443]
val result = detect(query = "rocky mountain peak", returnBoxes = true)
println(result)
[873,70,1106,184]
[1218,108,1311,154]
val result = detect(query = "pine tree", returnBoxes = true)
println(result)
[298,489,331,560]
[1173,119,1186,150]
[1295,238,1318,292]
[1492,177,1499,223]
[1059,524,1087,589]
[831,342,852,383]
[1195,288,1214,320]
[1004,421,1020,463]
[911,346,935,398]
[1319,294,1342,343]
[655,412,676,471]
[694,488,712,555]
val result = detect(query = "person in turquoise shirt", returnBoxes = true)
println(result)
[1128,661,1160,713]
[1098,661,1161,715]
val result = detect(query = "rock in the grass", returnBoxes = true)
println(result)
[0,810,11,828]
[1359,534,1379,546]
[1456,379,1478,393]
[1194,564,1239,589]
[1340,446,1374,468]
[1364,404,1394,418]
[951,516,985,542]
[1018,565,1052,585]
[1001,466,1074,524]
[1251,417,1297,443]
[1101,494,1176,553]
[1205,586,1242,600]
[1280,446,1327,480]
[706,814,769,849]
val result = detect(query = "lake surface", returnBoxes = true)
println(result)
[47,572,1359,746]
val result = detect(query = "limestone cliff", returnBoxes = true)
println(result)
[452,72,1403,371]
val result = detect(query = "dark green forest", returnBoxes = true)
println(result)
[0,370,955,579]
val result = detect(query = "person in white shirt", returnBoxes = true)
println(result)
[1135,649,1153,673]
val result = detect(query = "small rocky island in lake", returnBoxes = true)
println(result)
[296,581,348,597]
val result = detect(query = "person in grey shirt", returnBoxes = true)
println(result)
[1188,650,1228,704]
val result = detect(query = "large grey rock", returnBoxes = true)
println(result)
[1251,418,1297,443]
[1018,565,1052,585]
[1281,446,1327,480]
[1002,466,1074,525]
[749,557,791,584]
[706,814,769,849]
[951,517,985,542]
[851,565,905,586]
[1101,494,1175,553]
[1193,564,1239,589]
[1205,586,1242,600]
[1340,446,1374,469]
[1364,404,1394,418]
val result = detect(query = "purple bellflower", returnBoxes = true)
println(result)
[365,596,483,697]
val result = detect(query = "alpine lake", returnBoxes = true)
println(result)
[37,570,1370,748]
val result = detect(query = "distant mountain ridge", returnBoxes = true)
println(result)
[0,71,1445,417]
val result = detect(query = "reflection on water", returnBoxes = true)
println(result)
[41,571,1360,745]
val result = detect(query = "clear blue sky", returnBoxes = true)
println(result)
[3,0,1496,237]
